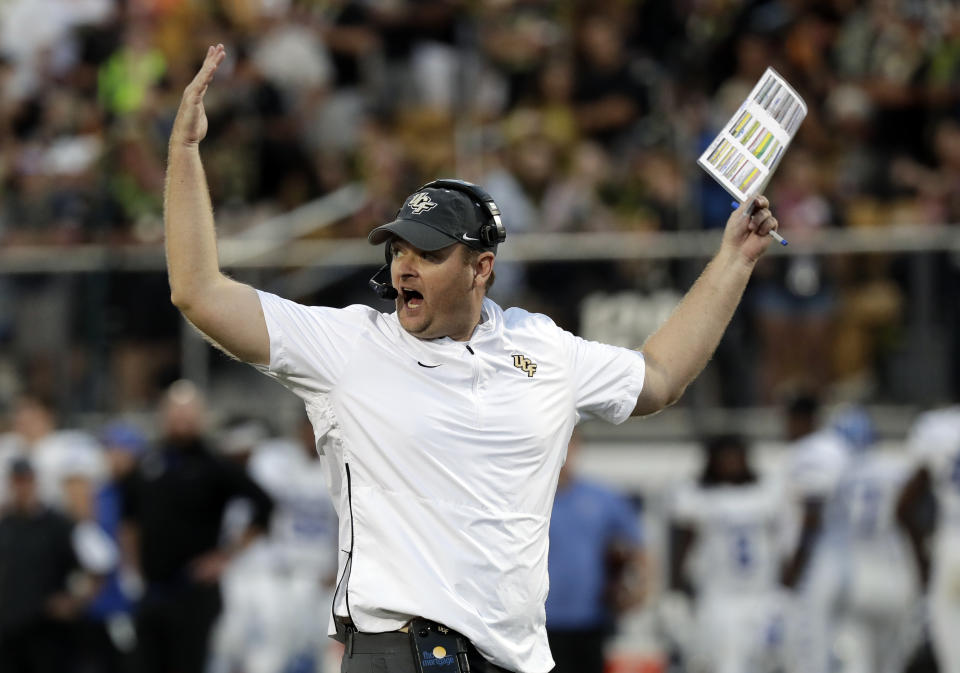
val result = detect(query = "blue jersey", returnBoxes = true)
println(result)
[545,478,641,630]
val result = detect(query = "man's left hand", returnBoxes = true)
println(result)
[722,195,779,264]
[189,549,231,584]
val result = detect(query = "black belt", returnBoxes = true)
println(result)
[335,616,513,673]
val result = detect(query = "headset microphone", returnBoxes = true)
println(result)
[369,263,398,300]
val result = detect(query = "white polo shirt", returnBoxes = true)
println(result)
[253,292,645,673]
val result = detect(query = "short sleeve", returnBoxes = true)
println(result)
[606,491,643,545]
[562,330,645,424]
[255,291,378,396]
[72,521,119,574]
[906,409,960,474]
[671,483,703,525]
[788,434,848,498]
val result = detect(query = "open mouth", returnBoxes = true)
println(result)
[401,288,424,309]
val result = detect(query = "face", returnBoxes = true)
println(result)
[62,475,95,520]
[12,399,54,443]
[160,382,206,442]
[389,239,491,341]
[714,447,749,481]
[106,448,138,479]
[9,473,37,509]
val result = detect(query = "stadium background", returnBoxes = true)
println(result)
[0,0,958,671]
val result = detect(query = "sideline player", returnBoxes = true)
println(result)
[669,434,789,673]
[830,406,918,673]
[896,403,960,673]
[779,393,851,673]
[211,415,339,673]
[163,45,781,673]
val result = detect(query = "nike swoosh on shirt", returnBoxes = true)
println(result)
[461,234,479,242]
[418,361,442,368]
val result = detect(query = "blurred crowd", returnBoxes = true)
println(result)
[0,0,959,409]
[0,381,340,673]
[1,378,959,673]
[2,4,960,672]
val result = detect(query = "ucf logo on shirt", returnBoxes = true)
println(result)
[512,354,537,377]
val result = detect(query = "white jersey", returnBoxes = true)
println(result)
[785,429,851,550]
[253,292,645,673]
[836,451,910,550]
[907,406,960,534]
[672,479,791,673]
[248,438,338,579]
[672,479,786,597]
[905,406,960,673]
[837,450,916,612]
[212,438,339,673]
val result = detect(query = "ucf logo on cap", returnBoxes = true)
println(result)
[407,192,438,215]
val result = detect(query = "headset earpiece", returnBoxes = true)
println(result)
[370,180,504,300]
[419,179,506,248]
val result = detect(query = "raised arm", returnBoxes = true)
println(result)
[632,197,778,416]
[165,44,269,365]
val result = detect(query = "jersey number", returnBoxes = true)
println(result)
[951,452,960,491]
[730,526,753,570]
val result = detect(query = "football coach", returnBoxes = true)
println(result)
[164,45,780,673]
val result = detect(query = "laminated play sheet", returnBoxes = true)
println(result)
[698,67,807,203]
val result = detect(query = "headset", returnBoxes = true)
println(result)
[426,179,506,248]
[368,179,506,301]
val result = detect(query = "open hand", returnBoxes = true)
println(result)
[189,549,231,584]
[170,44,226,147]
[721,195,779,264]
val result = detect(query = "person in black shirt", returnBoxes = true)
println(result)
[0,457,97,673]
[120,380,273,673]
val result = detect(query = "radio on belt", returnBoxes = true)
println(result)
[408,618,471,673]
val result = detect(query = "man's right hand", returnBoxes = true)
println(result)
[171,44,226,148]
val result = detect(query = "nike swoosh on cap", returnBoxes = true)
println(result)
[418,361,442,368]
[461,234,479,242]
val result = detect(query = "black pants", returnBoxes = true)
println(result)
[132,583,221,673]
[341,630,514,673]
[0,620,73,673]
[73,617,136,673]
[547,629,607,673]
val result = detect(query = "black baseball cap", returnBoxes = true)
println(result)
[368,187,498,254]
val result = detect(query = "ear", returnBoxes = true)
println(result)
[472,252,495,290]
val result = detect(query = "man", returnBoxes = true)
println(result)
[0,458,102,673]
[3,394,106,510]
[211,414,339,673]
[81,423,148,673]
[120,380,274,673]
[829,406,917,673]
[545,431,645,673]
[779,393,851,673]
[895,403,960,673]
[668,435,789,673]
[164,44,780,673]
